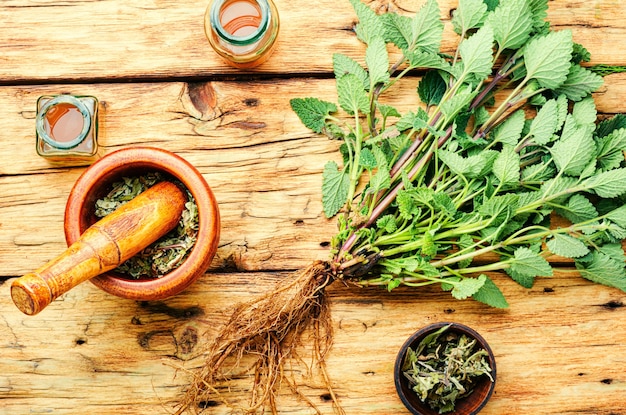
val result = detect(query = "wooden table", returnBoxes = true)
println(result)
[1,1,626,414]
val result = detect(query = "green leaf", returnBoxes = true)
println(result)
[290,97,337,134]
[598,244,626,264]
[505,267,535,288]
[321,161,349,218]
[596,128,626,172]
[451,0,487,35]
[596,114,626,138]
[368,166,391,195]
[493,146,520,186]
[359,148,377,170]
[528,0,549,30]
[605,204,626,228]
[576,252,626,292]
[410,0,444,53]
[524,30,573,90]
[378,104,401,119]
[582,168,626,198]
[337,73,370,115]
[572,97,597,127]
[376,214,398,233]
[555,64,604,102]
[418,71,447,106]
[333,53,369,90]
[404,49,452,72]
[472,275,509,308]
[397,189,422,220]
[452,275,487,300]
[551,127,595,176]
[381,12,412,50]
[510,247,553,277]
[441,86,475,121]
[486,0,533,51]
[350,0,385,45]
[557,194,598,224]
[528,99,558,145]
[491,109,525,146]
[458,24,495,81]
[546,233,589,258]
[366,37,390,87]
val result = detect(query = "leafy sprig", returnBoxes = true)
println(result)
[291,0,625,307]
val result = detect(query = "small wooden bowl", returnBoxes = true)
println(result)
[64,146,220,301]
[394,322,497,415]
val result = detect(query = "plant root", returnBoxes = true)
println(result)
[175,260,343,414]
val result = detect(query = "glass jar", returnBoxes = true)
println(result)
[36,94,99,164]
[204,0,279,69]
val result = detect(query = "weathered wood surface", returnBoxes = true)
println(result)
[1,0,626,83]
[2,0,626,414]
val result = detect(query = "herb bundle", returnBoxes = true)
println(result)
[95,173,198,279]
[178,0,626,413]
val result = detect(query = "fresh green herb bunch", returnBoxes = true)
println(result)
[402,324,493,413]
[291,0,626,307]
[95,173,199,278]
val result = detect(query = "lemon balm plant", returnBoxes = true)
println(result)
[178,0,626,413]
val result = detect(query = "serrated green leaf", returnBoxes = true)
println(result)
[376,214,397,233]
[582,168,626,198]
[547,233,589,258]
[359,148,377,170]
[557,194,598,224]
[510,247,553,277]
[404,49,452,73]
[551,127,595,176]
[493,146,520,185]
[555,64,604,101]
[480,193,519,225]
[368,166,391,195]
[528,99,558,145]
[528,0,549,30]
[350,0,385,45]
[290,97,337,134]
[422,231,438,257]
[366,37,390,87]
[378,104,401,119]
[397,189,421,220]
[576,252,626,292]
[337,73,370,115]
[486,0,533,51]
[472,275,509,308]
[333,53,369,90]
[596,128,626,172]
[452,274,487,300]
[524,30,573,90]
[605,204,626,228]
[410,0,444,53]
[451,0,488,35]
[572,97,597,127]
[491,109,525,146]
[596,114,626,138]
[381,12,412,50]
[418,70,447,106]
[457,234,475,268]
[505,267,536,288]
[441,86,475,121]
[598,244,626,264]
[458,24,495,81]
[322,161,349,218]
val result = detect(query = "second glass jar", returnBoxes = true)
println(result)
[204,0,279,68]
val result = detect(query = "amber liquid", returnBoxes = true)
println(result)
[43,102,85,143]
[220,0,262,36]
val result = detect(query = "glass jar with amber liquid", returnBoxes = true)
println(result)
[205,0,279,68]
[36,94,99,165]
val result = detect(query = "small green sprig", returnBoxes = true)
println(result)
[291,0,626,307]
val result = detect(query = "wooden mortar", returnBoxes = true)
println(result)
[11,181,187,316]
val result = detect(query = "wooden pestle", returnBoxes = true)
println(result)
[11,181,187,316]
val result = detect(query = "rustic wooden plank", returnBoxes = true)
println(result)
[2,74,626,277]
[1,269,625,414]
[1,0,625,83]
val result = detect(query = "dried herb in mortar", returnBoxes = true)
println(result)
[95,172,198,279]
[402,325,493,414]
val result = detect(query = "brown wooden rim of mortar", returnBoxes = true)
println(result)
[64,146,220,300]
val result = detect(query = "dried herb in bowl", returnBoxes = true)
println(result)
[401,324,494,414]
[94,172,198,279]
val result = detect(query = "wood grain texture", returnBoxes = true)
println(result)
[1,269,625,414]
[0,0,625,82]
